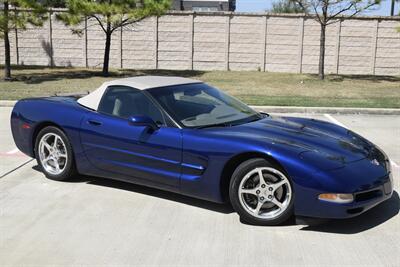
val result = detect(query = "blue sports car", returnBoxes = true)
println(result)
[11,76,393,225]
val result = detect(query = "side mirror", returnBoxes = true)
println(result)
[128,115,159,131]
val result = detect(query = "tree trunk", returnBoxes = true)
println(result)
[390,0,395,16]
[102,30,112,76]
[318,23,326,80]
[3,1,11,80]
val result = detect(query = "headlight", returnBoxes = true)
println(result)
[299,150,345,171]
[318,193,354,204]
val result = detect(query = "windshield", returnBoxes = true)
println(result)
[148,83,262,128]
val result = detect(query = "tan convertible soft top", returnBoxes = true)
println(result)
[77,76,200,110]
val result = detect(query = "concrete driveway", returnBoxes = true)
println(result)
[0,106,399,266]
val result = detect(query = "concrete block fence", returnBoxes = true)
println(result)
[1,11,399,75]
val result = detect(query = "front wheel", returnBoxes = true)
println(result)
[35,126,77,181]
[229,158,294,226]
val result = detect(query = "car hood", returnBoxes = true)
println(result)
[205,116,377,169]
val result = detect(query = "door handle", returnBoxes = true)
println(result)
[87,119,102,126]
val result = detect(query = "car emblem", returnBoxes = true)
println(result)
[371,159,380,166]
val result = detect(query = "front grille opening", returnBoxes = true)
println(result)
[355,189,382,202]
[347,207,364,214]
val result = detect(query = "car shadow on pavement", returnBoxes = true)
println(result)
[300,191,399,234]
[60,172,235,214]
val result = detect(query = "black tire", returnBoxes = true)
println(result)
[229,158,294,226]
[34,126,77,181]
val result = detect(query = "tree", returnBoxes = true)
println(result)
[270,0,308,13]
[58,0,170,76]
[0,1,47,80]
[291,0,380,80]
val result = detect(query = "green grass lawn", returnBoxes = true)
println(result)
[1,66,399,108]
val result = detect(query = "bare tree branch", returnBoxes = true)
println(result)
[311,1,324,24]
[346,2,379,18]
[327,3,355,22]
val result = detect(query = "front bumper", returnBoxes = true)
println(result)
[294,172,393,219]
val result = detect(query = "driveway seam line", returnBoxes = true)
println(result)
[0,159,35,179]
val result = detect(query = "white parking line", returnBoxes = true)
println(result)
[6,148,20,154]
[324,114,348,129]
[0,148,26,157]
[391,160,399,168]
[324,114,400,169]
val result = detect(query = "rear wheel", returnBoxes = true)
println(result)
[229,158,294,226]
[35,126,76,181]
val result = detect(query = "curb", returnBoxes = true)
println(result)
[0,101,17,107]
[0,100,399,115]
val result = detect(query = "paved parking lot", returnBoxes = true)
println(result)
[0,106,399,266]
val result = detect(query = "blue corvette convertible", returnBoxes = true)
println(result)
[11,76,393,225]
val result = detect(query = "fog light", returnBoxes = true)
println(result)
[318,193,354,203]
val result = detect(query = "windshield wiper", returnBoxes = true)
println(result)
[195,122,232,129]
[194,113,266,129]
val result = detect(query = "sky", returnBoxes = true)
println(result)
[236,0,400,16]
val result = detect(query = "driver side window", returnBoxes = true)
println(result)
[98,86,165,126]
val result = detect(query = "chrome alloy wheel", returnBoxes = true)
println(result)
[238,167,292,219]
[38,133,68,175]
